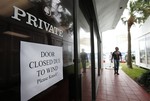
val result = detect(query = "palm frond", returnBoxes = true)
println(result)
[130,0,150,24]
[121,0,150,25]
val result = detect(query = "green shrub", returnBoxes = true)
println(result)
[137,70,150,92]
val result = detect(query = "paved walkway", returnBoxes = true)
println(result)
[82,67,150,101]
[96,68,150,101]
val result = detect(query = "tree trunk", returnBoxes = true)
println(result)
[127,26,132,68]
[127,20,133,69]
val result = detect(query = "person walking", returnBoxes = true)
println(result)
[111,47,122,75]
[80,49,88,73]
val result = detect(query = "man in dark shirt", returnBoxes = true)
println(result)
[80,49,88,73]
[111,47,122,75]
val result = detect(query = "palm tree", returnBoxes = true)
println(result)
[122,0,150,68]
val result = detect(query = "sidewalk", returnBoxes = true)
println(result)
[96,68,150,101]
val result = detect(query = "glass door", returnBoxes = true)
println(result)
[78,8,92,101]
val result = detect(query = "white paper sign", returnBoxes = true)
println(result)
[20,41,63,101]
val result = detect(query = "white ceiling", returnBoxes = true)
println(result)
[79,0,129,48]
[94,0,129,33]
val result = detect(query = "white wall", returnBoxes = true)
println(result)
[140,17,150,36]
[134,16,150,69]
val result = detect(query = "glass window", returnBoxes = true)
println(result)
[0,0,73,100]
[146,33,150,64]
[139,38,146,63]
[94,32,98,74]
[78,8,92,101]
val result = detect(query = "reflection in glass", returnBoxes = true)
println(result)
[139,39,146,63]
[30,0,73,29]
[79,27,92,101]
[94,33,98,73]
[146,34,150,64]
[0,0,74,100]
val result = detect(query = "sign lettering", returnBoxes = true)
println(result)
[11,6,63,37]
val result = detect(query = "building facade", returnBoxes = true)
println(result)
[135,17,150,70]
[0,0,128,101]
